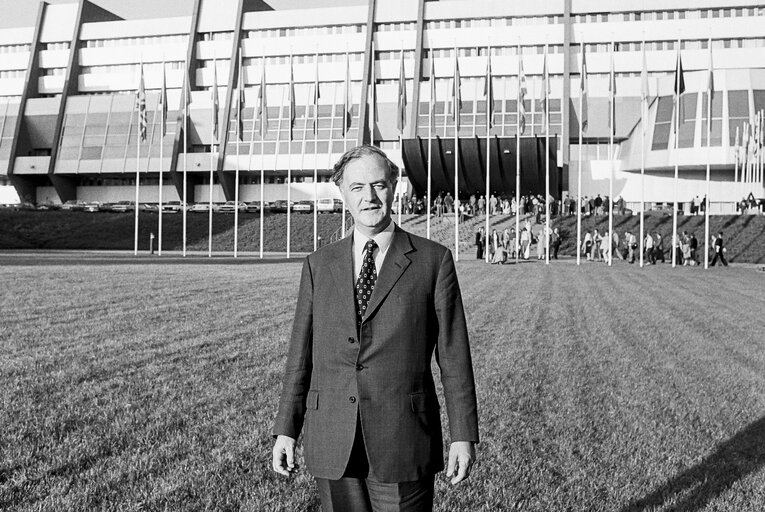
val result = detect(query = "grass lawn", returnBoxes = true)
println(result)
[1,256,765,511]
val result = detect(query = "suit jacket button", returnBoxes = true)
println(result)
[355,364,364,371]
[348,337,356,344]
[348,396,356,403]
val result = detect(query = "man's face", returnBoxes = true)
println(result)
[338,154,395,235]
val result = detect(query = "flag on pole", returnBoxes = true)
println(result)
[608,42,616,136]
[541,45,550,124]
[484,47,493,129]
[236,53,245,141]
[674,44,686,129]
[580,41,588,133]
[707,40,714,105]
[160,60,168,137]
[211,57,219,143]
[517,45,527,135]
[136,62,147,141]
[640,41,649,103]
[450,48,461,131]
[182,61,192,116]
[343,51,352,134]
[429,54,436,129]
[312,52,320,135]
[396,49,407,134]
[257,59,268,137]
[288,53,295,141]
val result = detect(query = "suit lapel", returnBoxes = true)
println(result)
[363,227,414,322]
[328,234,357,326]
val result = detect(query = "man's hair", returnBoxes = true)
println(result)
[331,145,399,186]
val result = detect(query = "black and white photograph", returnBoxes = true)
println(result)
[1,0,765,510]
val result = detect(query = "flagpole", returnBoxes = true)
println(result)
[246,63,258,257]
[515,40,523,264]
[639,38,646,268]
[453,45,459,262]
[158,58,165,256]
[427,55,433,240]
[671,40,680,268]
[577,41,584,266]
[209,55,217,258]
[258,55,267,259]
[134,85,141,256]
[313,52,319,252]
[398,45,405,227]
[484,44,491,264]
[704,39,712,269]
[608,39,614,267]
[341,49,349,239]
[544,43,550,265]
[182,59,189,257]
[734,125,739,190]
[234,52,242,258]
[286,51,293,259]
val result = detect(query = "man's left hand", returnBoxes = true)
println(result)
[446,441,476,485]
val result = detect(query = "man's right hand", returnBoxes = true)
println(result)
[272,435,298,476]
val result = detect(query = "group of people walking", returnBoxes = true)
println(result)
[475,220,562,264]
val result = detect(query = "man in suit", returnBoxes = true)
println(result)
[272,145,479,511]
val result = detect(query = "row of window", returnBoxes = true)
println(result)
[245,25,364,39]
[582,38,765,53]
[573,7,765,23]
[425,16,562,30]
[79,62,185,75]
[238,53,364,66]
[0,44,31,54]
[44,42,70,51]
[83,34,186,48]
[0,70,24,78]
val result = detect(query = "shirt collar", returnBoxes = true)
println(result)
[353,220,395,257]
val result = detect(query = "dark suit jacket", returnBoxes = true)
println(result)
[273,226,479,482]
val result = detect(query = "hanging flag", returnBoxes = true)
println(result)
[449,48,461,130]
[136,62,147,141]
[673,44,686,131]
[211,57,219,143]
[484,47,493,129]
[288,53,295,141]
[343,51,352,134]
[540,45,550,126]
[236,53,245,141]
[182,60,192,117]
[396,49,407,134]
[256,60,268,138]
[608,42,616,136]
[160,60,168,137]
[518,44,527,135]
[640,41,649,103]
[312,52,320,135]
[580,41,588,134]
[429,53,436,130]
[707,39,714,104]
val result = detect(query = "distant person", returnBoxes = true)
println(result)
[710,231,728,267]
[475,227,485,260]
[654,232,665,263]
[551,227,561,259]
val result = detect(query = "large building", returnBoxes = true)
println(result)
[0,0,764,212]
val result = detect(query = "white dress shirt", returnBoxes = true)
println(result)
[352,220,395,281]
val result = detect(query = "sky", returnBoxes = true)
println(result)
[0,0,367,28]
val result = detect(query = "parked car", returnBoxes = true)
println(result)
[244,201,261,213]
[162,201,182,213]
[83,201,102,212]
[107,201,136,212]
[317,198,343,213]
[144,203,159,212]
[270,200,290,213]
[35,202,60,211]
[218,201,247,213]
[60,200,86,211]
[293,200,313,213]
[189,202,210,213]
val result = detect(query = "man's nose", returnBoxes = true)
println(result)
[363,186,378,202]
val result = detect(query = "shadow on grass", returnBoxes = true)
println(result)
[620,416,765,512]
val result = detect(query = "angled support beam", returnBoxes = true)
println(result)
[408,0,426,139]
[7,1,47,204]
[46,0,121,203]
[168,0,203,202]
[356,0,377,147]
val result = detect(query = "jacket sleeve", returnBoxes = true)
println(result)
[272,257,314,439]
[434,249,480,443]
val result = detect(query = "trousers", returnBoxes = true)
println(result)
[315,418,435,512]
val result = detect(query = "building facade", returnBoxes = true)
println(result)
[0,0,763,211]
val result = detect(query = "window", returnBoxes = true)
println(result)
[652,96,673,150]
[728,90,749,145]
